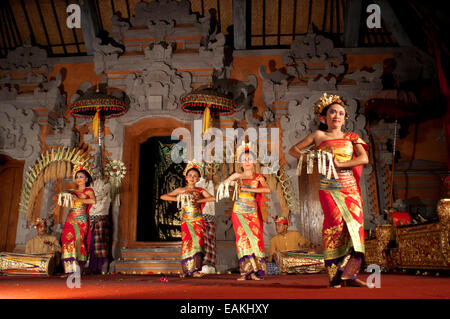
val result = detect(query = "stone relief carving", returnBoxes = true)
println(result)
[33,73,67,115]
[258,65,289,108]
[0,43,67,114]
[131,0,196,26]
[144,42,174,64]
[369,120,398,211]
[0,104,40,161]
[244,106,275,129]
[45,116,79,148]
[123,62,191,112]
[0,41,50,71]
[199,9,220,46]
[288,28,345,79]
[147,20,176,43]
[129,0,212,48]
[93,37,123,75]
[213,73,257,112]
[199,33,226,71]
[0,85,18,100]
[111,12,131,45]
[345,64,383,90]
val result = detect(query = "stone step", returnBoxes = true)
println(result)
[122,255,181,261]
[116,244,183,274]
[114,260,182,275]
[122,247,181,253]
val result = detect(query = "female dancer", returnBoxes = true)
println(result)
[160,161,215,277]
[61,165,96,274]
[222,144,270,280]
[289,93,369,288]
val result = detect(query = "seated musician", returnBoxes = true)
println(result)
[0,218,61,276]
[25,217,61,260]
[268,216,322,274]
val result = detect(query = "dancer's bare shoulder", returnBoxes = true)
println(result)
[313,130,328,146]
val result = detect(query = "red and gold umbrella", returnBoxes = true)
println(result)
[69,84,128,173]
[180,87,237,134]
[70,85,128,138]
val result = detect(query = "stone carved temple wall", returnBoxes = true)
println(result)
[0,0,443,273]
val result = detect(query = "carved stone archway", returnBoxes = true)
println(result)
[117,117,191,249]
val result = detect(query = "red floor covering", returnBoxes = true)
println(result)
[0,272,449,299]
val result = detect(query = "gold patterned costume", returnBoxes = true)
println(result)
[180,188,206,275]
[232,174,267,276]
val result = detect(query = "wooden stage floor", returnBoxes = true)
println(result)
[0,272,449,299]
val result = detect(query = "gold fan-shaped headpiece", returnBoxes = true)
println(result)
[72,162,93,180]
[314,93,347,118]
[183,160,204,177]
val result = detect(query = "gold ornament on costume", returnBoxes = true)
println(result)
[183,161,204,177]
[216,180,239,202]
[296,149,338,180]
[58,192,73,208]
[314,93,346,118]
[177,193,195,209]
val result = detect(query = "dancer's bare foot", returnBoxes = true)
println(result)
[179,273,186,278]
[341,278,367,287]
[250,273,263,281]
[237,275,247,281]
[193,271,204,278]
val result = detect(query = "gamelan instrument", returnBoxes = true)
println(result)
[0,252,56,276]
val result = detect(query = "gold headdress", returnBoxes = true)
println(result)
[236,141,257,163]
[314,93,347,118]
[72,162,93,180]
[183,160,204,177]
[32,217,47,229]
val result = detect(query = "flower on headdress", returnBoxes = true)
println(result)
[235,141,257,163]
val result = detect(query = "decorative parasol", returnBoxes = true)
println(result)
[180,87,237,134]
[69,84,128,173]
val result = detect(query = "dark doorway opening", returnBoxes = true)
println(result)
[136,136,185,241]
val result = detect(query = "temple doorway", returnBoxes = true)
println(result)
[0,155,23,252]
[136,136,185,241]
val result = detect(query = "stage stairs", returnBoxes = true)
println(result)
[114,243,182,275]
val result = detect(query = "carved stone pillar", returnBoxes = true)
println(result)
[369,120,397,211]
